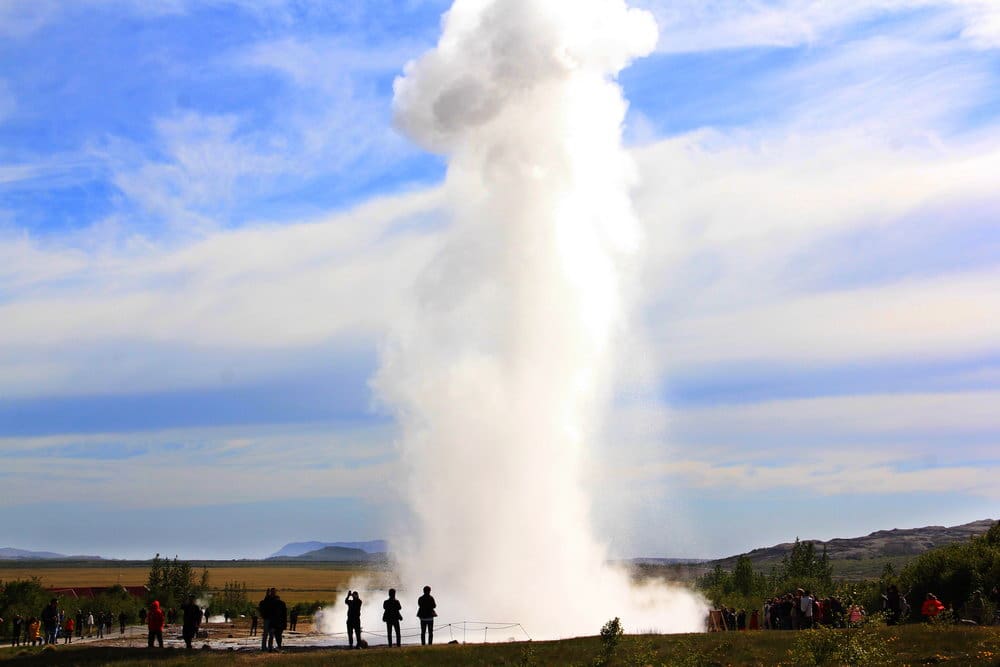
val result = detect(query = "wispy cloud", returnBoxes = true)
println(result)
[638,0,1000,53]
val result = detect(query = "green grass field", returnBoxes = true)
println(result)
[1,625,997,666]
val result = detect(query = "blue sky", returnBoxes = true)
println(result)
[1,0,999,559]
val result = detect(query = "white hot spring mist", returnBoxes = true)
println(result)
[375,0,707,638]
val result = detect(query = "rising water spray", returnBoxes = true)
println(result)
[375,0,706,638]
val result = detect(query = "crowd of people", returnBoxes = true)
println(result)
[4,599,131,647]
[715,585,1000,631]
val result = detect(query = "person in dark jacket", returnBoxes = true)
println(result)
[345,591,362,648]
[181,595,202,649]
[249,611,258,636]
[11,615,23,646]
[417,586,437,645]
[40,599,59,645]
[269,592,288,651]
[147,600,165,648]
[383,589,402,647]
[258,588,274,651]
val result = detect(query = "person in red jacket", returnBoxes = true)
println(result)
[147,600,166,648]
[921,593,944,621]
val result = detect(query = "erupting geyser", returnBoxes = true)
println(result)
[375,0,706,637]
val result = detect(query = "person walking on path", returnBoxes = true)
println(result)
[249,611,258,637]
[63,617,74,644]
[119,611,127,634]
[289,608,299,632]
[383,589,402,647]
[345,591,363,649]
[258,588,274,651]
[147,600,165,648]
[181,595,202,649]
[417,586,437,646]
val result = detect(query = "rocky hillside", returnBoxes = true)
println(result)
[713,519,996,570]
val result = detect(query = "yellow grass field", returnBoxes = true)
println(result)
[0,562,392,604]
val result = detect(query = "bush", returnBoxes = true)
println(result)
[789,617,891,666]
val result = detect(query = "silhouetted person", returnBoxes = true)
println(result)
[147,600,165,648]
[417,585,437,645]
[269,591,287,651]
[204,608,210,623]
[886,584,902,625]
[181,595,201,649]
[250,611,258,636]
[119,610,127,634]
[40,599,58,644]
[258,588,274,651]
[345,591,362,648]
[11,615,23,646]
[383,588,402,647]
[139,608,147,626]
[289,608,299,631]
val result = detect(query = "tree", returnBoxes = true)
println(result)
[733,555,764,596]
[146,554,208,610]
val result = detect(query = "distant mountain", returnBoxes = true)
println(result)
[712,519,997,570]
[269,540,388,559]
[268,545,387,562]
[630,557,711,566]
[0,547,103,560]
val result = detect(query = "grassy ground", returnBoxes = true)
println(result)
[0,563,389,604]
[0,625,997,666]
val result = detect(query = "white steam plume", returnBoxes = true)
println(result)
[378,0,706,638]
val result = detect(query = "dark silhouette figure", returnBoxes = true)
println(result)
[289,608,299,631]
[383,588,402,647]
[139,608,147,626]
[181,595,202,649]
[147,600,165,648]
[40,599,59,645]
[204,608,210,623]
[886,584,902,625]
[250,611,258,636]
[11,615,23,646]
[119,611,127,634]
[345,591,363,648]
[269,592,288,651]
[417,585,437,645]
[258,588,274,651]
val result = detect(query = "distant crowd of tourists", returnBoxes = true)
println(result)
[4,599,129,646]
[714,585,1000,631]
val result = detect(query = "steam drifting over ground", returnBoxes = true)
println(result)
[374,0,707,638]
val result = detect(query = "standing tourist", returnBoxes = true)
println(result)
[147,600,165,648]
[417,586,437,645]
[345,591,362,649]
[40,599,59,645]
[383,589,402,647]
[181,595,202,649]
[269,591,288,651]
[258,588,274,651]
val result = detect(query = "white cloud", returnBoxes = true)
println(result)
[0,187,444,397]
[0,421,399,509]
[637,0,1000,52]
